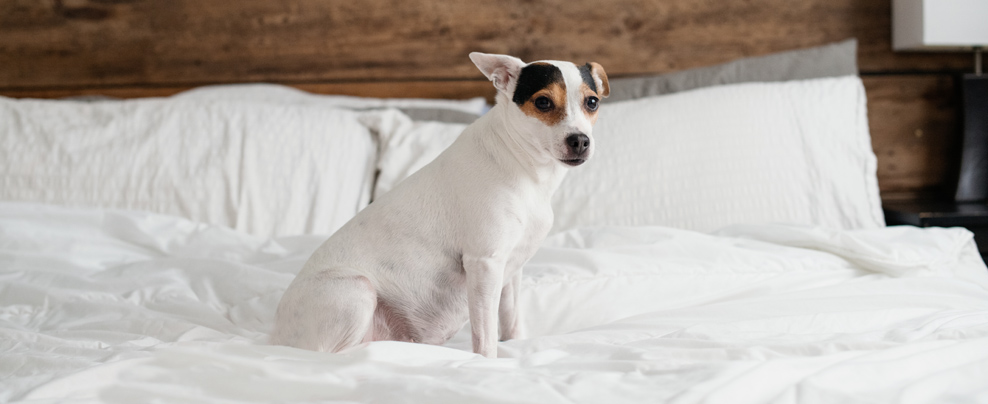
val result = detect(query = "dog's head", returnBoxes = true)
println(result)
[470,53,609,167]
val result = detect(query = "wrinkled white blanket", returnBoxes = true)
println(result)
[2,202,988,403]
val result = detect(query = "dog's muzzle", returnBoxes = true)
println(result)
[562,133,590,166]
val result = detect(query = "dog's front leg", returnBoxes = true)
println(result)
[463,255,505,358]
[498,268,523,341]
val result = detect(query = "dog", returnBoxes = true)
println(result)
[271,53,609,358]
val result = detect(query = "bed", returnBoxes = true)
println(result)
[3,41,988,403]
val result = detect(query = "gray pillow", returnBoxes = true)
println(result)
[397,108,479,124]
[606,39,858,103]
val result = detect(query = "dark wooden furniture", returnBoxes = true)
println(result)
[884,200,988,257]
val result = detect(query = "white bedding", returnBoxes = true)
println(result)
[553,76,883,234]
[0,97,377,238]
[3,202,988,403]
[358,77,884,235]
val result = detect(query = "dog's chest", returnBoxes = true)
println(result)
[502,193,554,270]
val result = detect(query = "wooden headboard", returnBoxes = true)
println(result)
[0,0,973,201]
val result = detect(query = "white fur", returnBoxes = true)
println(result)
[271,53,606,358]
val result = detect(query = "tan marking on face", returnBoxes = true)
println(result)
[580,83,600,124]
[518,81,567,126]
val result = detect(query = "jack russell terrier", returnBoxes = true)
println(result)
[271,52,609,358]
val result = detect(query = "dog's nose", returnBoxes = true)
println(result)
[566,134,590,156]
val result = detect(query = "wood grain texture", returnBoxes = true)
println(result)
[0,0,975,90]
[0,80,497,102]
[0,0,973,200]
[864,75,961,199]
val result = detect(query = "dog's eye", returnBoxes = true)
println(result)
[534,96,554,112]
[585,96,599,112]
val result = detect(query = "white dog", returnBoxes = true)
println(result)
[271,53,609,358]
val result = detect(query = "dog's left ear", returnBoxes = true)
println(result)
[469,52,526,95]
[588,62,609,98]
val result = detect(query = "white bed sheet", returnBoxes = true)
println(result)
[2,202,988,403]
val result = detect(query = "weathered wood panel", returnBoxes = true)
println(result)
[864,75,961,200]
[0,0,974,90]
[0,80,496,102]
[0,0,973,200]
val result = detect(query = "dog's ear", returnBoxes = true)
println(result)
[469,52,526,95]
[588,62,609,98]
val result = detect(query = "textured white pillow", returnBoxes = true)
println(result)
[552,75,884,234]
[360,109,467,200]
[0,97,376,237]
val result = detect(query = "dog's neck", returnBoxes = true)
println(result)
[473,101,567,191]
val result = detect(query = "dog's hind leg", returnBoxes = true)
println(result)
[271,272,377,353]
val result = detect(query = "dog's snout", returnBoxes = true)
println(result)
[566,134,590,155]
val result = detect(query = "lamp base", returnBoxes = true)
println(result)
[954,74,988,202]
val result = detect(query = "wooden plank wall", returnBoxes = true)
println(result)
[0,0,975,200]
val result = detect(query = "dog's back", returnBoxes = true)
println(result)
[272,114,511,348]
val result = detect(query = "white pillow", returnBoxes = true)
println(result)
[551,75,884,233]
[0,97,376,237]
[174,83,490,115]
[360,109,468,200]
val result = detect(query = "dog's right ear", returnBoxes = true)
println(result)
[469,52,526,95]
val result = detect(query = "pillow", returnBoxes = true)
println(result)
[0,97,377,237]
[360,109,468,200]
[551,76,884,234]
[606,38,858,102]
[398,108,480,125]
[366,41,859,202]
[174,83,488,120]
[359,77,882,233]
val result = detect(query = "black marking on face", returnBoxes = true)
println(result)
[578,63,597,94]
[512,63,564,106]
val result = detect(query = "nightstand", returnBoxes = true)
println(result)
[883,200,988,258]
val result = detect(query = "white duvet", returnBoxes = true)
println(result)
[2,202,988,403]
